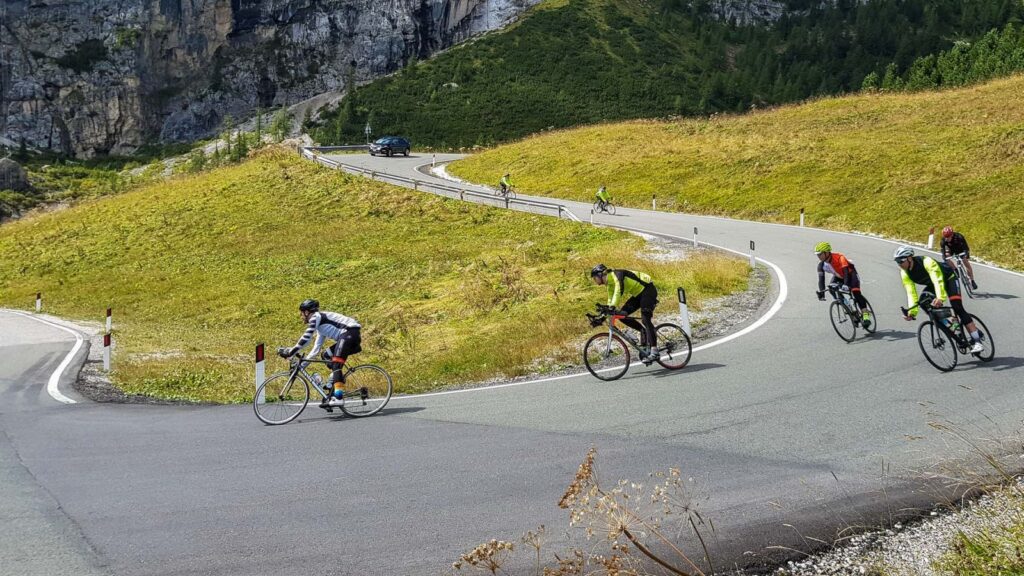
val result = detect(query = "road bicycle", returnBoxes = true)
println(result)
[821,283,876,342]
[495,185,517,200]
[902,292,994,372]
[583,304,691,381]
[254,353,393,425]
[592,199,616,215]
[949,253,975,298]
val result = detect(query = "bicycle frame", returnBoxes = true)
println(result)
[596,313,647,354]
[827,285,856,316]
[905,302,970,351]
[285,354,352,400]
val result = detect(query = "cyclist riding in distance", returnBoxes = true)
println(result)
[940,226,978,290]
[893,246,984,353]
[814,242,873,329]
[590,264,659,364]
[595,185,611,210]
[499,173,513,195]
[278,299,363,409]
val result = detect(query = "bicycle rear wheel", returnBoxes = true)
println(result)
[339,365,393,417]
[861,298,877,335]
[969,314,994,362]
[583,333,630,381]
[917,321,958,372]
[254,371,310,425]
[653,323,692,370]
[829,301,857,342]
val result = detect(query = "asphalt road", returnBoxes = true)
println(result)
[2,152,1022,575]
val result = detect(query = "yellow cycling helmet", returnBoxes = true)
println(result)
[814,242,832,254]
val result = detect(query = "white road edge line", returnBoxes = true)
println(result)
[307,155,786,399]
[6,310,81,404]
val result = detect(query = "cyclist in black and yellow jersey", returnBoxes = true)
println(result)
[893,246,984,354]
[591,264,659,363]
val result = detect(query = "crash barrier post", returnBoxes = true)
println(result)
[677,287,691,336]
[255,344,266,404]
[103,333,111,372]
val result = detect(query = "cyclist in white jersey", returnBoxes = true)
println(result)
[278,299,362,407]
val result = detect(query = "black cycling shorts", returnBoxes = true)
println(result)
[620,285,658,316]
[321,329,362,368]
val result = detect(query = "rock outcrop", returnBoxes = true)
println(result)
[0,0,539,157]
[0,158,30,192]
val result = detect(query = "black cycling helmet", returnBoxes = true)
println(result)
[590,264,609,278]
[299,299,320,313]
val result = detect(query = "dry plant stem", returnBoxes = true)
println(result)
[688,515,714,575]
[592,481,705,576]
[620,526,693,576]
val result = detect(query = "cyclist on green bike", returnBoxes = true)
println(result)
[814,242,873,329]
[595,185,611,211]
[940,226,978,290]
[590,264,659,363]
[893,246,984,353]
[499,173,513,195]
[278,299,363,408]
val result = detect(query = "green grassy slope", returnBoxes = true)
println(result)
[450,75,1024,270]
[0,148,749,402]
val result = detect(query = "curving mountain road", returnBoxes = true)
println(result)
[2,151,1022,575]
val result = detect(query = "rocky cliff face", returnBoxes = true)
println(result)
[0,0,539,157]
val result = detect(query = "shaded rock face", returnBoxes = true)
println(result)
[0,158,30,192]
[0,0,539,157]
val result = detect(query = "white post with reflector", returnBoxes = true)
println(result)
[749,240,756,268]
[692,227,698,247]
[106,308,112,333]
[103,333,111,372]
[677,287,691,336]
[927,226,935,250]
[652,195,656,211]
[35,292,41,312]
[800,208,805,227]
[255,344,266,404]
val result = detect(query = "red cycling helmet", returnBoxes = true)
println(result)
[941,226,954,238]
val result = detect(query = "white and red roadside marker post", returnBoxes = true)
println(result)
[35,292,41,312]
[692,226,698,248]
[677,287,691,336]
[103,333,111,372]
[927,226,935,250]
[255,343,266,404]
[652,194,657,210]
[800,207,805,227]
[749,240,756,268]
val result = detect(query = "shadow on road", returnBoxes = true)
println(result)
[962,356,1024,372]
[975,292,1019,300]
[650,363,725,378]
[864,329,917,342]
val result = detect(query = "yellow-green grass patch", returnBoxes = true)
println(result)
[0,148,748,402]
[450,75,1024,271]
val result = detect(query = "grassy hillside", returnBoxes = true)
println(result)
[313,0,1023,148]
[449,75,1024,270]
[0,148,749,402]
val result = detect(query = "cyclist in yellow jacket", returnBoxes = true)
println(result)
[591,264,659,363]
[893,245,984,354]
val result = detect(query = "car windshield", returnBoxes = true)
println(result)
[373,138,389,145]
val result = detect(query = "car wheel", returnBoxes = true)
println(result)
[387,149,393,157]
[403,148,409,157]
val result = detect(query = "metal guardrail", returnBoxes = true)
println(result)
[300,147,580,222]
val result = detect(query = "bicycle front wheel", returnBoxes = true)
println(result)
[960,267,975,298]
[829,301,857,342]
[653,323,692,370]
[583,333,630,381]
[254,371,310,425]
[969,314,994,362]
[605,203,616,215]
[339,365,393,417]
[917,321,958,372]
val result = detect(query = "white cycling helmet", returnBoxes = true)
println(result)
[893,245,915,262]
